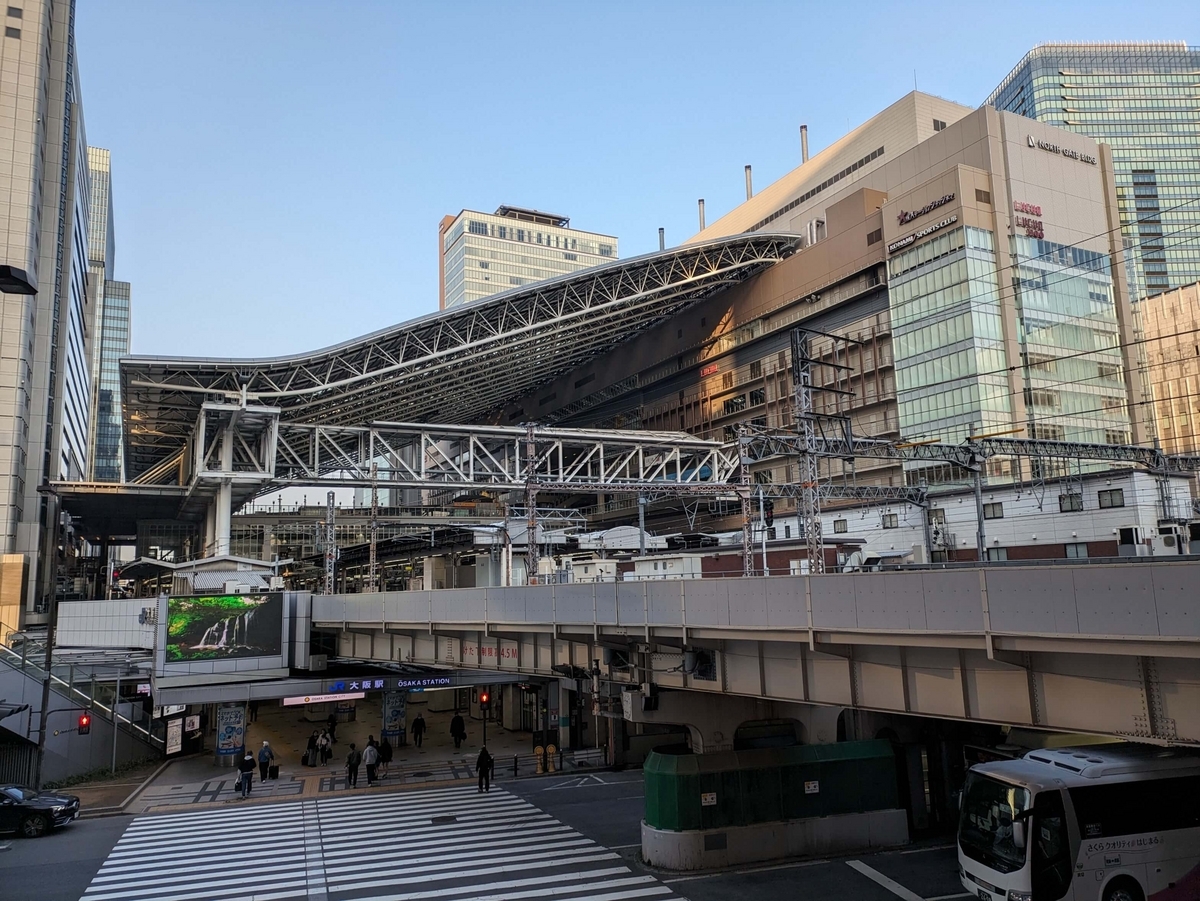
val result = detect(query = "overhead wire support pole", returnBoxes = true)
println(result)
[791,329,825,574]
[523,423,540,584]
[368,462,379,592]
[324,490,336,595]
[737,426,755,577]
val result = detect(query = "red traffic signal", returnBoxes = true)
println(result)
[763,500,775,528]
[479,691,491,711]
[78,713,91,735]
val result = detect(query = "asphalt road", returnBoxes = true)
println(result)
[0,814,132,901]
[7,771,969,901]
[508,770,969,901]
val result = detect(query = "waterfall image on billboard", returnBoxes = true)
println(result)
[166,594,283,661]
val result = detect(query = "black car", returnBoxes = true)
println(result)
[0,784,80,837]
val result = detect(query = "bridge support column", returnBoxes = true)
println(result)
[624,690,838,752]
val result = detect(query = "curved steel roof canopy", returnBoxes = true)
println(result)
[122,234,797,478]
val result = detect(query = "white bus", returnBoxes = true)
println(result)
[957,745,1200,901]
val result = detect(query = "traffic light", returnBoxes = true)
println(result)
[77,712,91,735]
[479,690,491,711]
[763,500,775,528]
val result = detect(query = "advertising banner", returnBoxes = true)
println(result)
[215,704,245,759]
[166,718,183,755]
[165,593,284,662]
[381,691,407,742]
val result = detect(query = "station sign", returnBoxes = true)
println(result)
[282,691,366,707]
[324,675,454,693]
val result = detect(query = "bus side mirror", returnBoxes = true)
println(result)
[1012,819,1026,849]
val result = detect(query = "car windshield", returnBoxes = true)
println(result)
[3,786,35,801]
[959,773,1030,874]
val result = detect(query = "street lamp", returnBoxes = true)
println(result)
[0,265,36,295]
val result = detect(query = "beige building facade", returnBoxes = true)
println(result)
[498,95,1147,503]
[1142,282,1200,469]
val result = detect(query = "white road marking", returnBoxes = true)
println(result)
[847,859,926,901]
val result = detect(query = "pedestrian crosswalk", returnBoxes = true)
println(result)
[82,783,680,901]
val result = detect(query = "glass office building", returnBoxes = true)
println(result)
[987,43,1200,297]
[439,206,617,309]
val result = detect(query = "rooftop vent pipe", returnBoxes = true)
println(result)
[698,198,706,231]
[801,124,809,163]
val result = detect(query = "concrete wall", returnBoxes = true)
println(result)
[641,808,908,870]
[0,661,158,784]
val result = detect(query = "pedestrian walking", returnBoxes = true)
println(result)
[305,731,319,767]
[378,737,393,777]
[476,745,493,793]
[258,740,275,781]
[317,729,331,765]
[237,750,256,799]
[248,700,259,722]
[345,742,362,788]
[411,713,426,748]
[362,738,380,786]
[450,711,466,750]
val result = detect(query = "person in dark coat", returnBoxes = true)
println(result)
[411,713,427,748]
[237,750,256,799]
[345,742,361,788]
[378,737,393,777]
[317,729,332,765]
[450,711,466,750]
[476,746,493,793]
[327,711,338,743]
[305,731,319,766]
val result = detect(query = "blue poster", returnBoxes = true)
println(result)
[381,691,407,742]
[215,704,245,759]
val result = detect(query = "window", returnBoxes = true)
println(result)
[477,261,489,269]
[1070,775,1200,839]
[467,220,488,236]
[1058,493,1083,513]
[1025,389,1059,408]
[1065,543,1088,559]
[1098,488,1124,509]
[563,252,577,261]
[722,372,734,390]
[7,7,21,18]
[784,525,791,539]
[986,547,1008,561]
[929,508,946,524]
[538,392,557,406]
[882,513,899,529]
[677,329,683,338]
[753,470,773,484]
[867,227,883,246]
[574,373,595,389]
[599,244,614,257]
[933,119,947,131]
[4,25,18,37]
[749,360,762,380]
[833,519,848,534]
[983,502,1004,520]
[723,425,739,441]
[723,395,747,415]
[1030,423,1065,441]
[749,388,766,406]
[975,189,991,204]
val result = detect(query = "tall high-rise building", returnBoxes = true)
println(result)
[85,147,130,482]
[987,43,1200,297]
[439,206,617,309]
[0,0,92,621]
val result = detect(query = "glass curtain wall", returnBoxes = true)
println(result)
[890,226,1011,485]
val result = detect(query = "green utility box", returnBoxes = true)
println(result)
[643,740,898,832]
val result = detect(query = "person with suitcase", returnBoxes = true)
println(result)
[258,740,275,781]
[237,750,256,799]
[305,731,319,767]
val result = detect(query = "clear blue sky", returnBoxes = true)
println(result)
[76,1,1198,358]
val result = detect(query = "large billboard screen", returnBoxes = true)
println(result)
[166,593,284,662]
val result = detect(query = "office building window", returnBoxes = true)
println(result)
[7,7,21,17]
[1065,543,1088,559]
[749,388,765,406]
[1058,493,1083,513]
[467,220,488,236]
[833,519,848,534]
[933,119,947,131]
[723,395,747,416]
[1098,488,1125,508]
[975,189,991,204]
[722,372,734,389]
[749,360,762,379]
[986,547,1008,561]
[867,227,882,246]
[4,25,18,37]
[983,502,1004,519]
[882,513,899,529]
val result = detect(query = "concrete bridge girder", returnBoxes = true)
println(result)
[331,622,1200,746]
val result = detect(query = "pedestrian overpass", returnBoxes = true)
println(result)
[313,559,1200,747]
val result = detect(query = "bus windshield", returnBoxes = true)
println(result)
[959,773,1031,874]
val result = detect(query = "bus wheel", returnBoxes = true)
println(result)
[1103,877,1145,901]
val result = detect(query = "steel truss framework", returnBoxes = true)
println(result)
[120,235,797,480]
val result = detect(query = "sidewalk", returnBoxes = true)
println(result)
[105,696,601,815]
